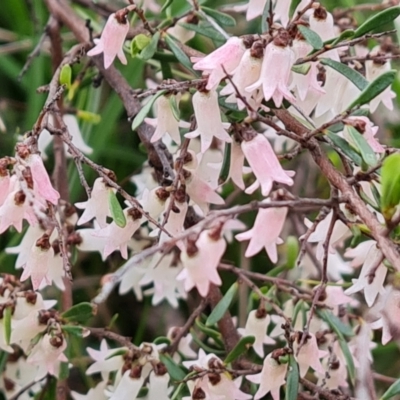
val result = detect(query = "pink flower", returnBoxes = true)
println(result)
[246,40,295,107]
[177,229,226,297]
[185,171,225,214]
[238,310,275,357]
[345,243,386,307]
[247,353,288,400]
[236,206,288,263]
[95,208,143,259]
[146,94,189,144]
[241,133,294,196]
[191,37,245,90]
[370,286,400,345]
[185,89,231,153]
[366,50,396,112]
[107,370,144,400]
[220,47,263,110]
[27,154,60,205]
[273,0,291,27]
[76,178,115,228]
[344,117,384,153]
[87,13,130,69]
[291,39,325,101]
[245,0,267,20]
[227,138,246,189]
[27,333,68,379]
[0,190,37,234]
[344,240,376,268]
[303,210,350,261]
[293,333,327,377]
[0,172,10,206]
[20,235,55,290]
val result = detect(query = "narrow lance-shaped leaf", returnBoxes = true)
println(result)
[345,125,377,167]
[165,33,195,72]
[339,338,356,385]
[108,190,126,228]
[201,6,236,27]
[131,90,166,131]
[298,25,323,50]
[3,306,12,345]
[326,131,363,166]
[380,378,400,400]
[179,22,227,42]
[261,0,271,33]
[330,29,355,46]
[346,70,396,110]
[354,6,400,38]
[318,309,354,338]
[380,153,400,221]
[168,95,180,121]
[285,355,299,400]
[289,0,302,18]
[195,318,225,347]
[285,236,299,270]
[61,302,96,324]
[206,282,238,326]
[224,336,255,365]
[320,58,368,91]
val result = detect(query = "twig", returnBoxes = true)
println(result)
[167,298,208,354]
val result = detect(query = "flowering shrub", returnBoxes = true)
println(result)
[1,0,400,399]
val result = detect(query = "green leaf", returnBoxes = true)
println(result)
[161,0,174,12]
[139,31,160,61]
[298,25,323,50]
[179,22,226,42]
[131,34,151,57]
[59,64,72,89]
[354,6,400,38]
[380,153,400,220]
[131,90,166,131]
[168,95,180,121]
[261,0,271,33]
[3,306,12,345]
[62,325,86,337]
[285,355,299,400]
[58,362,69,380]
[326,131,363,166]
[380,378,400,400]
[159,354,187,381]
[320,58,368,91]
[345,125,377,167]
[165,34,194,72]
[195,318,224,347]
[153,336,171,345]
[292,63,311,75]
[318,310,354,338]
[201,6,236,27]
[224,335,255,364]
[0,351,8,375]
[330,29,355,46]
[108,190,126,228]
[61,302,96,323]
[76,110,101,124]
[285,236,299,270]
[347,70,396,110]
[338,338,355,385]
[206,282,238,326]
[289,0,302,18]
[190,330,226,354]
